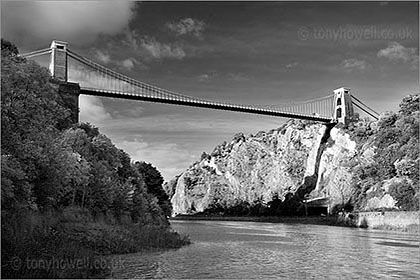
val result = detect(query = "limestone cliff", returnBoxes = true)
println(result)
[169,120,334,215]
[168,96,419,215]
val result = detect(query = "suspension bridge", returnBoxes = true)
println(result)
[21,40,379,124]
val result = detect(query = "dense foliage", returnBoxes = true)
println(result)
[133,161,173,217]
[1,39,172,220]
[347,94,419,211]
[1,39,73,210]
[1,39,187,278]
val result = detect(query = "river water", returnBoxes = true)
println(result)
[112,220,420,279]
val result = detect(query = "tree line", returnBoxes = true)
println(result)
[1,38,172,224]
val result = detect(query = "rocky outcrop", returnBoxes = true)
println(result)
[168,119,403,216]
[170,120,332,215]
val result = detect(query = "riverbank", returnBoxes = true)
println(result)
[357,211,420,233]
[172,212,420,233]
[172,214,342,226]
[1,207,190,279]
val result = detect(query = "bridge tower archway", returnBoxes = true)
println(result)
[333,87,354,124]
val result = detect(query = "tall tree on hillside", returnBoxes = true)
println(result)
[133,162,173,216]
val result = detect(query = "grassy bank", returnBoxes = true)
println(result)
[1,208,190,279]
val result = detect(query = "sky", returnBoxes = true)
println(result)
[1,1,419,181]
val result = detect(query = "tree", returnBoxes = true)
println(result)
[399,94,419,116]
[1,38,19,57]
[1,155,33,209]
[130,176,151,224]
[350,94,419,211]
[133,162,172,216]
[388,179,419,211]
[1,38,72,209]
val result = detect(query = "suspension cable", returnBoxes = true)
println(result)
[19,48,52,58]
[352,101,379,120]
[68,49,214,103]
[249,94,335,108]
[352,99,379,119]
[350,94,379,117]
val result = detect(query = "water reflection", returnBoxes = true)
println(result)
[112,220,420,279]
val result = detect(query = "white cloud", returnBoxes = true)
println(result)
[95,50,111,64]
[377,42,419,68]
[1,1,135,46]
[121,58,135,70]
[166,18,205,38]
[198,71,217,82]
[140,36,186,60]
[121,29,190,61]
[109,101,145,119]
[341,58,368,72]
[116,139,195,181]
[123,29,140,50]
[198,74,210,81]
[93,46,146,71]
[227,72,248,81]
[118,57,148,71]
[285,62,299,69]
[79,95,112,123]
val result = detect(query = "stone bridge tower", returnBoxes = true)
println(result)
[333,87,354,124]
[49,40,80,123]
[49,40,68,81]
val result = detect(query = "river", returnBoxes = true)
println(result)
[112,220,420,279]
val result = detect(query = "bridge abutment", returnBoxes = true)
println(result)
[58,82,80,123]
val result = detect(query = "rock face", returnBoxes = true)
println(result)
[170,120,327,215]
[168,119,399,216]
[311,127,359,208]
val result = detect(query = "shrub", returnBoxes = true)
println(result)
[388,180,419,211]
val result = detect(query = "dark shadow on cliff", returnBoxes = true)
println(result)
[265,123,336,216]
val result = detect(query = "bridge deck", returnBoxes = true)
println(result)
[81,87,334,122]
